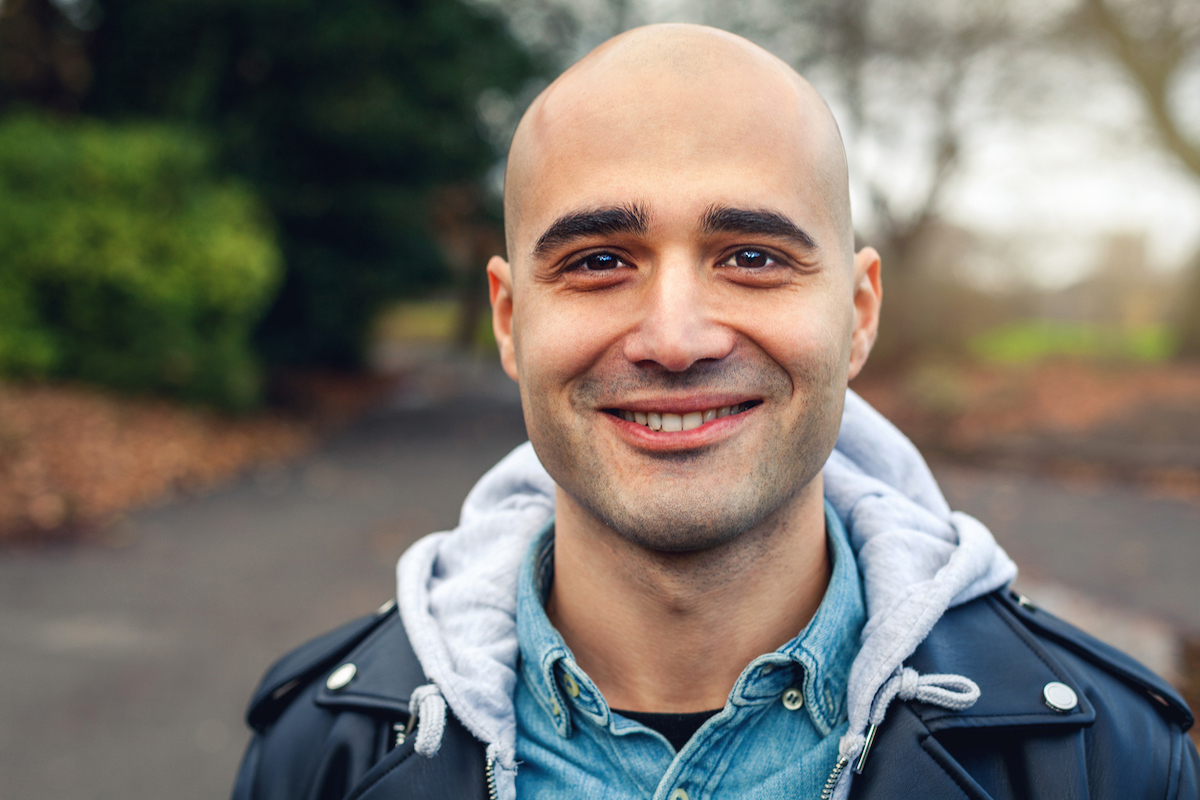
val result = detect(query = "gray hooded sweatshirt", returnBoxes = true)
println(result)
[396,389,1018,799]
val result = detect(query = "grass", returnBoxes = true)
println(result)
[375,300,460,342]
[374,299,497,351]
[968,321,1175,364]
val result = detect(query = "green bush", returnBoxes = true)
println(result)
[0,115,281,408]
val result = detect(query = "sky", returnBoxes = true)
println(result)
[939,47,1200,290]
[945,119,1200,289]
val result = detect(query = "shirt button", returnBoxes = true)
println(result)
[562,671,581,698]
[669,789,690,800]
[551,699,561,716]
[781,686,804,711]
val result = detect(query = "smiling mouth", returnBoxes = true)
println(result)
[603,401,762,432]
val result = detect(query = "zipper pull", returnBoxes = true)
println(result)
[853,723,879,775]
[391,712,417,750]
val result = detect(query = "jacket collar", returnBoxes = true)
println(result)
[297,584,1192,739]
[290,589,1100,734]
[312,605,423,718]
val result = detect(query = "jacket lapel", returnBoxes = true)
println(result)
[849,704,990,799]
[851,593,1096,800]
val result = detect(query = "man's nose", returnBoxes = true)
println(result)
[621,263,736,371]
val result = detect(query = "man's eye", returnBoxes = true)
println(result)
[722,249,777,269]
[569,252,625,271]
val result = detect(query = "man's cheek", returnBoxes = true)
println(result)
[525,342,610,409]
[752,312,850,381]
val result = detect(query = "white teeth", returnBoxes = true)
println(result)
[618,403,752,431]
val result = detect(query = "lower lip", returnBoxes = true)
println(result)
[604,405,758,450]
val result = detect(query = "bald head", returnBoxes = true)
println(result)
[503,24,853,263]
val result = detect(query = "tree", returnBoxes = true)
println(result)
[84,0,542,368]
[0,0,98,114]
[1080,0,1200,176]
[1074,0,1200,357]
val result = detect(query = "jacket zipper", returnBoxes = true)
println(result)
[820,755,849,800]
[485,755,499,800]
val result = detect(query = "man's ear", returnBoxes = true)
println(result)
[848,246,882,381]
[487,255,519,381]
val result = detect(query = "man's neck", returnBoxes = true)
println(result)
[545,478,831,713]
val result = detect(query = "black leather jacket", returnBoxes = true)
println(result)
[232,590,1198,799]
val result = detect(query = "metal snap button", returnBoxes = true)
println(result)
[669,789,690,800]
[562,671,580,698]
[550,699,561,716]
[326,663,357,691]
[782,686,804,711]
[1043,681,1078,712]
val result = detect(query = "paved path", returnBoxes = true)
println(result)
[0,389,529,800]
[1,380,1197,799]
[933,464,1200,632]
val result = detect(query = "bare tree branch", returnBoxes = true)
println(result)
[1082,0,1200,178]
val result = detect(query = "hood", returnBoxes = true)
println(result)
[396,389,1017,799]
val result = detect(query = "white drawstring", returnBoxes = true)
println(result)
[409,683,447,757]
[836,667,980,791]
[872,667,980,724]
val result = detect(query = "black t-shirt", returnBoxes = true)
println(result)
[611,708,722,752]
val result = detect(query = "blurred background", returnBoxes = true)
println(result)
[0,0,1197,796]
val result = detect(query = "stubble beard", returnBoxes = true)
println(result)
[525,355,846,555]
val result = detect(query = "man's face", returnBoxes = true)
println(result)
[490,57,880,553]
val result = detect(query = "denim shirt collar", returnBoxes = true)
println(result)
[516,500,866,739]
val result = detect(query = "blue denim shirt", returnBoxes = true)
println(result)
[514,501,866,799]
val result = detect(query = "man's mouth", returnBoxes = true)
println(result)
[603,401,762,432]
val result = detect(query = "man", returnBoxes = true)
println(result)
[233,24,1198,800]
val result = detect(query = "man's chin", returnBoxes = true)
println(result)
[581,482,788,554]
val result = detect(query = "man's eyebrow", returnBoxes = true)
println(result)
[700,205,818,250]
[532,203,649,258]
